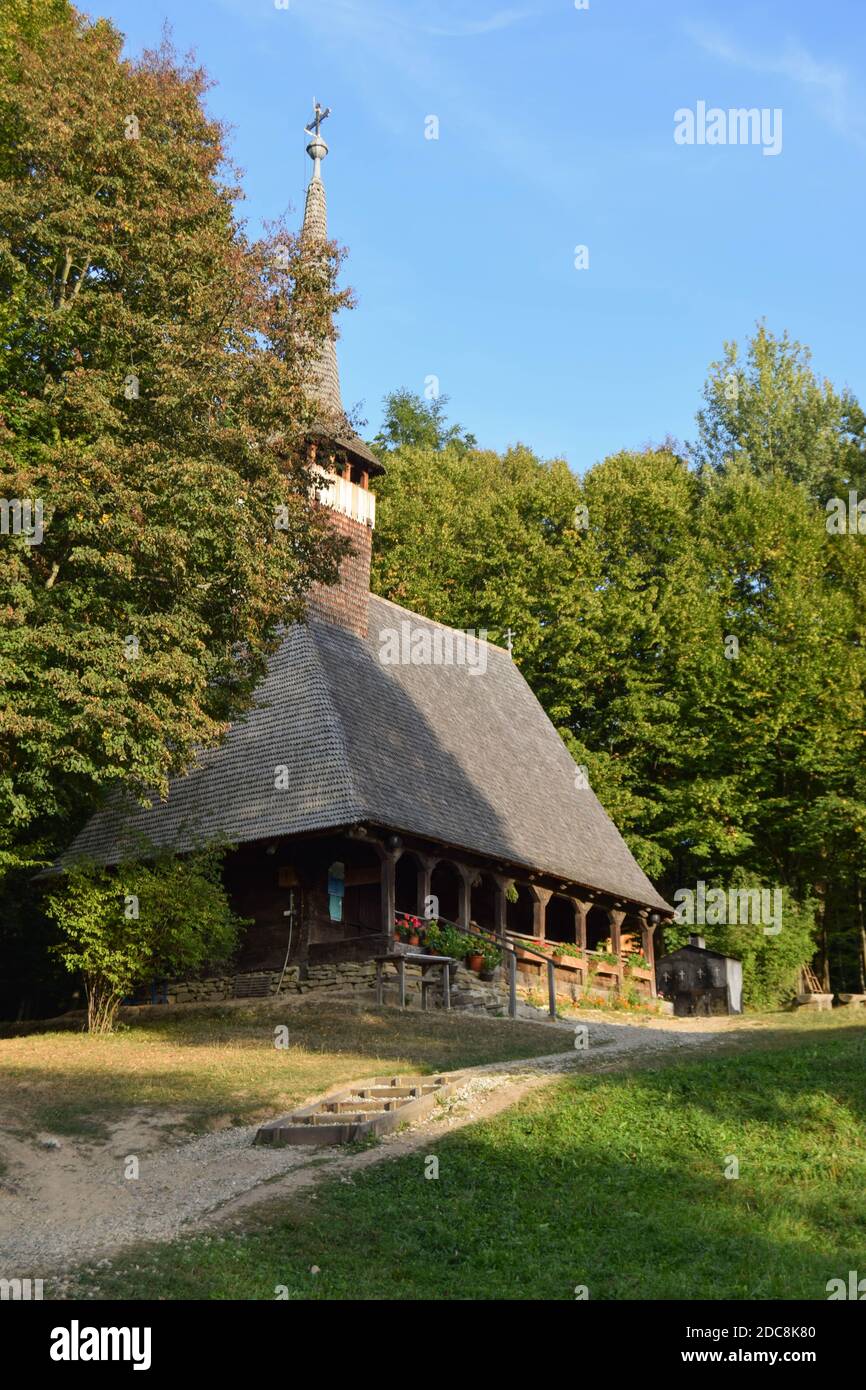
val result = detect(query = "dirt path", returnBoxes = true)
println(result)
[0,1013,729,1277]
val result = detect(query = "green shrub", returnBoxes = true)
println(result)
[46,849,247,1032]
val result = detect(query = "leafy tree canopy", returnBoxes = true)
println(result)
[372,335,866,1002]
[373,389,476,455]
[0,11,350,881]
[692,322,866,497]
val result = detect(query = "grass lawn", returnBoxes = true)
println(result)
[68,1017,866,1301]
[0,999,572,1143]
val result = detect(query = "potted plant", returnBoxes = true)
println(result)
[479,941,501,981]
[424,922,441,954]
[465,944,485,972]
[456,931,472,957]
[551,941,579,964]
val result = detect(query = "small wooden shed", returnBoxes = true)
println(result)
[656,934,743,1016]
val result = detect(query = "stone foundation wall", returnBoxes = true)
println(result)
[164,954,646,1010]
[151,961,664,1018]
[165,967,302,1006]
[161,954,662,1015]
[162,959,510,1013]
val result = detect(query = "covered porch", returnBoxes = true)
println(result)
[225,826,663,1000]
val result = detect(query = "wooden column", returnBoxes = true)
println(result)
[640,913,659,997]
[571,898,591,992]
[507,948,517,1018]
[455,864,473,928]
[375,848,400,940]
[607,906,626,994]
[546,958,557,1018]
[529,885,553,940]
[570,897,590,950]
[493,876,513,941]
[607,906,626,955]
[417,854,436,919]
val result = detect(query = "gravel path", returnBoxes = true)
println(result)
[0,1012,724,1276]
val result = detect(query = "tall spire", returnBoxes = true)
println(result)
[298,102,382,476]
[301,101,341,419]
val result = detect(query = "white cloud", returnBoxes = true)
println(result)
[425,8,534,39]
[686,21,866,147]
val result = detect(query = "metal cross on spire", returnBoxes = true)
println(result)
[305,101,331,182]
[305,101,331,138]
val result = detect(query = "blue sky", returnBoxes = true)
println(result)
[85,0,865,473]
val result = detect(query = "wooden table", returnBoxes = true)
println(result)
[374,952,455,1011]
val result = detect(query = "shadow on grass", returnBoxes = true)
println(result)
[0,1004,573,1140]
[65,1022,866,1302]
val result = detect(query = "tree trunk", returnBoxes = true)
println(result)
[815,882,830,990]
[858,879,866,995]
[85,976,122,1034]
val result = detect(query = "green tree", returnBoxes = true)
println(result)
[692,322,866,497]
[373,389,475,454]
[0,12,349,883]
[372,436,588,718]
[569,446,710,876]
[46,849,245,1032]
[371,368,865,1004]
[373,431,704,877]
[685,465,866,989]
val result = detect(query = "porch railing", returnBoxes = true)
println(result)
[394,911,651,1018]
[395,911,561,1020]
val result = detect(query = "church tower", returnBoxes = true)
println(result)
[300,103,383,639]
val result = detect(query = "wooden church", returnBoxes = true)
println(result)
[60,108,672,998]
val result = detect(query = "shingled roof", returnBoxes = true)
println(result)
[60,594,669,912]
